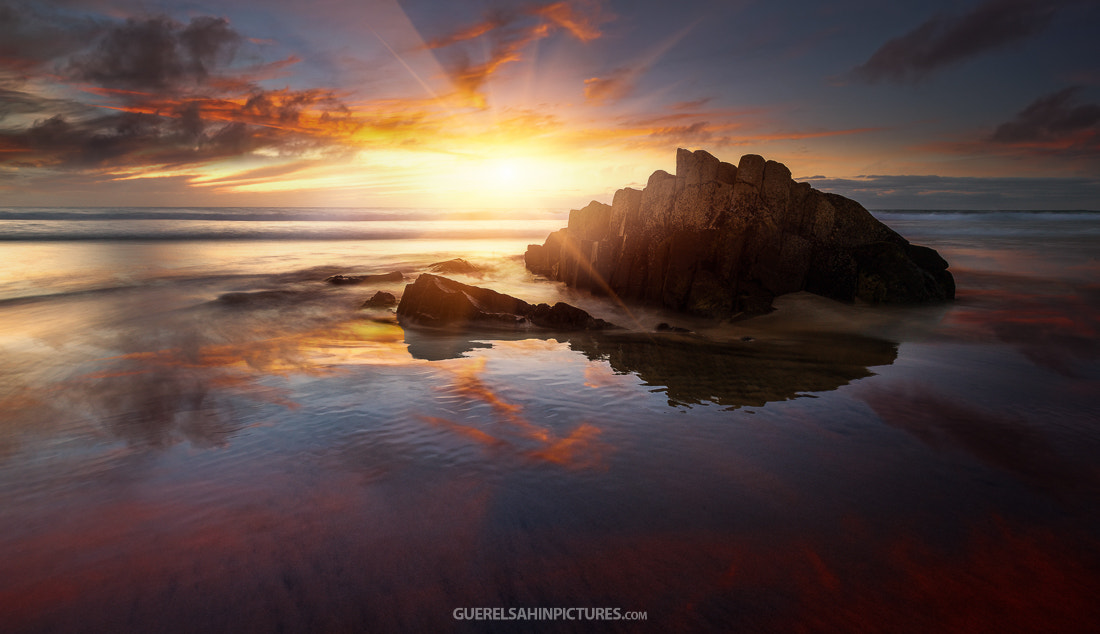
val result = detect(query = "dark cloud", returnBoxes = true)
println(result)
[0,9,360,173]
[853,0,1061,83]
[69,15,241,90]
[0,90,354,170]
[804,174,1100,209]
[990,86,1100,144]
[0,2,104,74]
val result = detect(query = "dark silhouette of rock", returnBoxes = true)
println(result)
[525,148,954,316]
[428,258,480,275]
[325,271,404,285]
[361,291,397,308]
[396,274,617,331]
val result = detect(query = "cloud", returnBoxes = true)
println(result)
[583,18,697,106]
[583,69,634,103]
[424,1,605,106]
[530,1,603,42]
[0,2,103,75]
[916,87,1100,163]
[803,174,1100,209]
[69,15,242,91]
[852,0,1062,83]
[0,11,365,174]
[989,86,1100,145]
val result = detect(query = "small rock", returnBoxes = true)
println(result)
[428,259,480,275]
[361,291,397,308]
[325,271,404,285]
[656,323,691,333]
[396,274,617,331]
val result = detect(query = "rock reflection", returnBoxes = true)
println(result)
[568,331,897,408]
[406,327,898,409]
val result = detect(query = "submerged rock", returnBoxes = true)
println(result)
[325,271,404,285]
[361,291,397,308]
[525,148,954,316]
[396,273,617,331]
[428,258,480,275]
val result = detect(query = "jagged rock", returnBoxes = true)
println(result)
[326,271,403,285]
[361,291,397,308]
[524,148,954,316]
[396,274,617,331]
[428,258,480,275]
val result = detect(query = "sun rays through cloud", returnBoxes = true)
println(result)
[1,0,1097,208]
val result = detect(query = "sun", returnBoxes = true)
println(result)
[487,158,526,191]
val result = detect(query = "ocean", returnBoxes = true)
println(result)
[1,207,1098,632]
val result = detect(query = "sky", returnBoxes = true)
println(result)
[1,0,1098,210]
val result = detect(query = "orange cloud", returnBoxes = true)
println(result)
[532,1,604,42]
[423,1,605,106]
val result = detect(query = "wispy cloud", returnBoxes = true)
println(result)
[424,1,606,106]
[852,0,1063,83]
[583,69,633,104]
[582,18,697,106]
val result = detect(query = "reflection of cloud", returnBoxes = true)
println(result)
[423,356,607,469]
[3,305,415,450]
[852,0,1063,83]
[946,286,1100,377]
[861,381,1094,493]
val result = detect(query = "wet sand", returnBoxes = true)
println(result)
[1,211,1098,632]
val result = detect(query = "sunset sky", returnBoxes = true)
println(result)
[2,0,1098,209]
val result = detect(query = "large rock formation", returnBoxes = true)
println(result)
[525,149,954,316]
[396,273,617,331]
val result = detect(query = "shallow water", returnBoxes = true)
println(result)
[1,209,1098,632]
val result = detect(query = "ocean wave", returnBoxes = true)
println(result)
[0,207,565,222]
